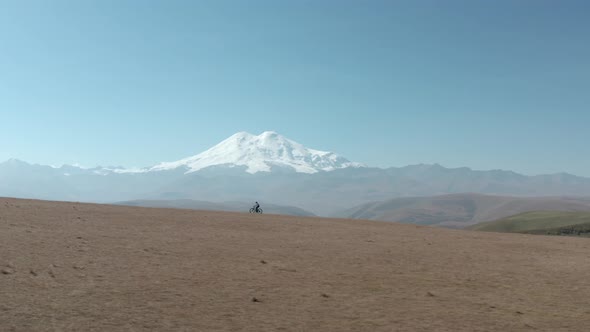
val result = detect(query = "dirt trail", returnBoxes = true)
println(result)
[1,198,589,331]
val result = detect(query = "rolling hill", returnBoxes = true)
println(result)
[469,211,590,236]
[338,193,590,228]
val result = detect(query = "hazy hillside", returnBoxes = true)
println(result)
[469,211,590,236]
[338,193,590,228]
[115,199,315,217]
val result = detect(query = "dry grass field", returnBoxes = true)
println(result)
[1,198,589,331]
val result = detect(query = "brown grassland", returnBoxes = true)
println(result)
[1,198,589,331]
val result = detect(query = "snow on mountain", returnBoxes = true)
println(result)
[149,131,364,174]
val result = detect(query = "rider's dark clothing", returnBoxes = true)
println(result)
[254,202,260,213]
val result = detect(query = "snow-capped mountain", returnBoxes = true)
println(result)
[149,131,364,174]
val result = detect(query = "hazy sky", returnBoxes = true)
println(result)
[1,0,589,175]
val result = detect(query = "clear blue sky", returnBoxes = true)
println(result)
[1,0,589,175]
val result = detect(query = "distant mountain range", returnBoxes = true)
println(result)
[2,131,590,217]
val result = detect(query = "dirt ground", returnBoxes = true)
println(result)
[1,198,589,331]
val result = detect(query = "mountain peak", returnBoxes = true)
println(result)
[150,131,364,174]
[260,130,279,137]
[230,131,255,138]
[1,158,30,167]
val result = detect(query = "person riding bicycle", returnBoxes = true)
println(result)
[254,201,260,213]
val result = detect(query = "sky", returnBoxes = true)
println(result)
[1,0,589,176]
